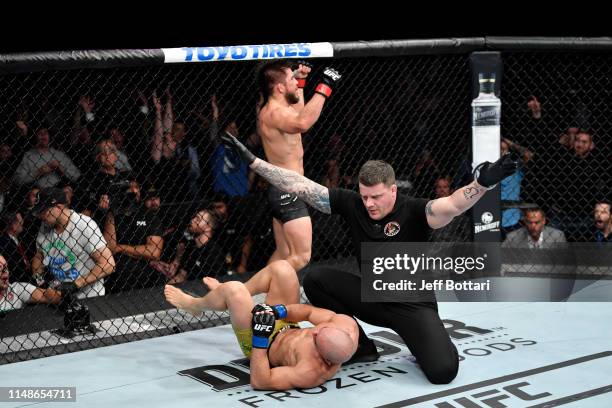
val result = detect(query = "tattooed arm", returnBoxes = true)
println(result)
[425,180,487,229]
[425,154,520,228]
[251,158,331,214]
[221,131,330,213]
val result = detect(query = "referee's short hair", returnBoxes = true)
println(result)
[358,160,396,187]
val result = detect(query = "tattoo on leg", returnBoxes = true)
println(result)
[463,187,481,200]
[425,200,434,216]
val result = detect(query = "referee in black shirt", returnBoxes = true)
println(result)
[221,132,518,384]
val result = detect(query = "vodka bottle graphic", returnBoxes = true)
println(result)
[472,73,501,171]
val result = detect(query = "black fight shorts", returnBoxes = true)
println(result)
[267,185,309,223]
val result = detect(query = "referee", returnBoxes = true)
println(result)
[221,132,518,384]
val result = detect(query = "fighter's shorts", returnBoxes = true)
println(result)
[267,185,309,223]
[233,320,300,358]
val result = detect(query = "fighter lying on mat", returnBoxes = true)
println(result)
[164,260,358,390]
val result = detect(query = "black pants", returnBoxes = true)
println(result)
[303,266,459,384]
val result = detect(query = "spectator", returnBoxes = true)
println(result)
[20,186,42,260]
[12,115,35,161]
[13,127,81,189]
[558,126,580,150]
[208,95,249,197]
[103,179,164,293]
[548,130,608,241]
[0,145,14,212]
[59,182,75,208]
[593,200,611,243]
[0,211,30,283]
[571,92,592,131]
[209,193,246,275]
[321,159,353,189]
[69,95,101,173]
[143,183,161,213]
[327,133,347,161]
[412,148,442,197]
[502,208,566,249]
[227,176,274,274]
[0,177,8,214]
[527,95,542,120]
[211,177,275,275]
[75,139,132,227]
[70,125,96,176]
[429,176,471,242]
[36,96,63,137]
[151,89,201,200]
[0,254,61,311]
[500,137,533,233]
[106,126,133,173]
[141,183,174,240]
[31,187,115,299]
[73,95,96,130]
[150,208,225,284]
[572,130,596,158]
[0,143,17,177]
[134,90,161,170]
[434,176,452,198]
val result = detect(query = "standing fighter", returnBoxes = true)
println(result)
[220,133,519,384]
[253,60,341,271]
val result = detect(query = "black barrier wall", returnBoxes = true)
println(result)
[0,38,610,364]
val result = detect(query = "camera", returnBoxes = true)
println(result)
[90,177,138,213]
[53,285,98,338]
[109,179,137,211]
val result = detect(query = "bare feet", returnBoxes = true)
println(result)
[202,276,221,291]
[164,285,202,317]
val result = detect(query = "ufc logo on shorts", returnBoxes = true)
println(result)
[324,68,341,81]
[254,324,273,332]
[136,221,147,227]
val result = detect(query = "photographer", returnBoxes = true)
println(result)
[31,187,115,299]
[103,179,164,293]
[74,139,133,227]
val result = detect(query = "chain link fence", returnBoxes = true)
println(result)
[0,44,610,364]
[501,52,611,242]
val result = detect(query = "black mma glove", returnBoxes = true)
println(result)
[252,303,287,319]
[474,153,520,189]
[292,60,313,88]
[220,131,257,165]
[251,303,276,349]
[315,68,342,98]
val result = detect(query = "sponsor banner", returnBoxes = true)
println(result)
[162,43,334,63]
[474,211,500,234]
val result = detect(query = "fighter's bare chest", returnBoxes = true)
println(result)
[271,330,314,365]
